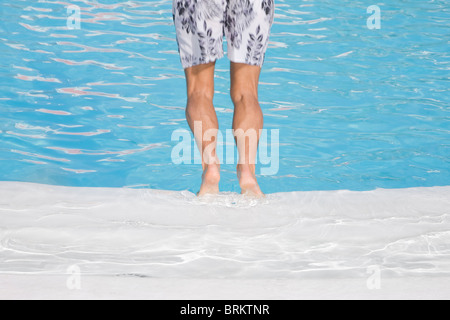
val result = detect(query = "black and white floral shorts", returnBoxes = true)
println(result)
[172,0,275,69]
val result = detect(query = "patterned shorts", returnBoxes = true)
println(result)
[172,0,275,69]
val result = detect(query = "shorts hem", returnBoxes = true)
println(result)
[181,53,225,70]
[228,58,264,68]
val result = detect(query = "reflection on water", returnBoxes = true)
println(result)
[0,0,449,193]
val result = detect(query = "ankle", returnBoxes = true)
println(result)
[203,163,220,181]
[237,164,255,175]
[203,162,220,172]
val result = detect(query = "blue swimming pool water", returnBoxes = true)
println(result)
[0,0,449,194]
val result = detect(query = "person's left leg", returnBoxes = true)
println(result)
[173,0,227,195]
[185,61,220,196]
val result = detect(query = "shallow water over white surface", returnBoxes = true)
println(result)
[1,182,449,281]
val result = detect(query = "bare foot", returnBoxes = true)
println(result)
[198,164,220,196]
[237,165,264,197]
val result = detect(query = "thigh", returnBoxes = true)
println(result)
[230,62,261,98]
[185,61,216,99]
[225,0,275,67]
[173,0,227,69]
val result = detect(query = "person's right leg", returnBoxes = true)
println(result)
[185,61,220,196]
[225,1,274,196]
[230,62,264,197]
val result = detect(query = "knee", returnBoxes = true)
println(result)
[230,89,259,106]
[187,88,214,104]
[186,89,214,118]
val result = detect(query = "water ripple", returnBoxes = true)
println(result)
[0,0,448,193]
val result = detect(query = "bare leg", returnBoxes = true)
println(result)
[230,62,264,197]
[184,62,220,196]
